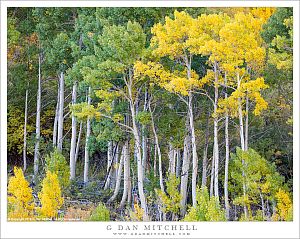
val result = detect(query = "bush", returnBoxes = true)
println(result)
[89,203,110,221]
[275,188,293,221]
[183,187,225,221]
[38,171,64,219]
[156,173,181,216]
[7,167,34,220]
[45,149,70,191]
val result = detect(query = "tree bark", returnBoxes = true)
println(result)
[188,93,198,207]
[34,53,42,178]
[23,87,28,172]
[180,134,191,216]
[57,71,65,152]
[104,141,113,190]
[52,82,59,147]
[202,112,210,187]
[245,95,249,151]
[210,150,215,198]
[75,121,82,164]
[224,73,230,220]
[108,144,124,203]
[168,143,176,175]
[237,73,248,219]
[149,104,164,192]
[176,148,181,178]
[213,62,219,199]
[83,87,91,184]
[70,81,77,180]
[120,140,130,208]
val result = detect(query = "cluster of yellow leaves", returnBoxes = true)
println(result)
[38,171,64,219]
[134,61,201,96]
[274,189,293,221]
[218,77,269,117]
[128,203,144,221]
[8,167,34,220]
[71,102,101,120]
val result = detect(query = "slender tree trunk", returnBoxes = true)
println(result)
[224,73,230,220]
[168,143,176,175]
[53,82,59,147]
[23,88,28,172]
[213,62,219,198]
[83,87,91,184]
[237,73,248,219]
[120,140,130,208]
[75,121,82,164]
[149,105,164,192]
[180,134,191,216]
[108,144,124,203]
[260,191,265,220]
[176,148,181,178]
[153,145,157,177]
[57,71,65,152]
[245,95,249,151]
[111,143,119,190]
[34,53,42,178]
[130,103,148,220]
[188,93,198,207]
[202,112,210,187]
[104,141,113,190]
[70,82,77,180]
[210,150,215,198]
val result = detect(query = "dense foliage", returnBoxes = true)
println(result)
[7,7,293,222]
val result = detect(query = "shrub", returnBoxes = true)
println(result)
[275,188,293,221]
[38,171,64,219]
[156,173,181,216]
[89,203,110,221]
[7,167,34,220]
[183,187,225,221]
[45,149,70,191]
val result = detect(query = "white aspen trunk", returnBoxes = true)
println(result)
[131,103,148,220]
[23,88,28,172]
[188,93,198,207]
[210,150,215,198]
[57,71,65,152]
[149,105,164,192]
[111,143,120,190]
[120,140,130,208]
[83,87,91,184]
[201,113,210,187]
[142,127,147,176]
[53,82,60,147]
[168,143,176,175]
[176,148,181,178]
[108,145,124,203]
[153,145,157,177]
[186,58,198,207]
[237,73,248,219]
[75,121,82,164]
[104,141,113,190]
[34,53,42,177]
[70,82,77,180]
[213,62,219,199]
[180,134,191,216]
[245,95,249,151]
[224,73,230,220]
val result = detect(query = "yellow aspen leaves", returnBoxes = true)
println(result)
[8,167,35,220]
[38,171,64,219]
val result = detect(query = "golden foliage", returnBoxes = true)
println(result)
[8,167,34,220]
[38,171,64,219]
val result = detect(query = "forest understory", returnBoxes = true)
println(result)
[7,7,293,222]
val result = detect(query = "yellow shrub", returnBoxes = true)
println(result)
[275,189,293,221]
[38,171,64,219]
[8,167,34,220]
